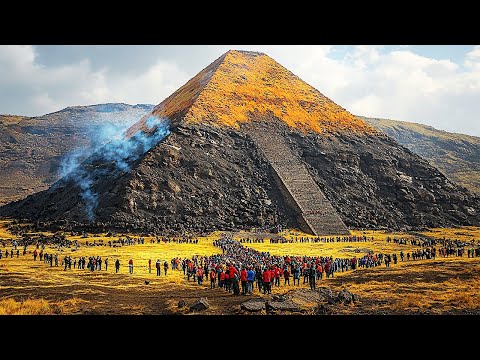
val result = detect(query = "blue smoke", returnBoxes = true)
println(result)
[58,115,170,222]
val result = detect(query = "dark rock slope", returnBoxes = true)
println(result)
[1,121,478,233]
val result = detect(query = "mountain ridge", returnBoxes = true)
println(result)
[360,116,480,194]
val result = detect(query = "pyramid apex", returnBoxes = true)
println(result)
[127,48,376,137]
[225,49,267,57]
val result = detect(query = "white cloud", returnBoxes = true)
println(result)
[107,61,188,105]
[0,45,189,116]
[465,45,480,71]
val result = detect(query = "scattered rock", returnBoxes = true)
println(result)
[317,287,334,300]
[189,297,209,312]
[286,288,323,308]
[317,287,338,304]
[241,298,266,312]
[337,288,354,304]
[177,300,187,308]
[272,294,287,302]
[266,299,302,312]
[316,304,333,315]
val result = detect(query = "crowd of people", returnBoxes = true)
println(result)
[266,235,375,243]
[173,232,480,295]
[178,235,389,295]
[151,236,200,244]
[1,230,479,296]
[386,235,480,259]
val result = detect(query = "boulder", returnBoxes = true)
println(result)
[317,287,337,304]
[317,287,334,300]
[266,299,301,312]
[241,298,266,312]
[287,288,322,305]
[316,304,333,315]
[189,297,209,312]
[337,288,354,304]
[272,294,287,302]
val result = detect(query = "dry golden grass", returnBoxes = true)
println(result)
[0,220,13,238]
[1,221,479,314]
[394,293,429,310]
[421,226,479,242]
[335,260,480,314]
[0,297,87,315]
[0,115,26,125]
[239,229,419,261]
[447,292,479,309]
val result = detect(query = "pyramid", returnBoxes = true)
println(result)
[1,50,478,234]
[127,50,374,136]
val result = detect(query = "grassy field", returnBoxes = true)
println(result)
[0,221,479,315]
[235,229,420,259]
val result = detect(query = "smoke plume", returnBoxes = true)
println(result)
[58,115,170,221]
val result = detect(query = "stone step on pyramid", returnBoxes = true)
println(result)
[247,124,349,235]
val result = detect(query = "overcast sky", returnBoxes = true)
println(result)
[1,45,479,136]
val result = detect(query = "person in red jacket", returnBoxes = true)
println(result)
[274,266,281,287]
[263,267,272,294]
[210,268,217,288]
[220,271,225,289]
[224,271,230,292]
[240,267,248,295]
[316,264,323,280]
[229,264,238,282]
[196,267,203,285]
[324,261,331,278]
[229,263,240,295]
[230,263,240,295]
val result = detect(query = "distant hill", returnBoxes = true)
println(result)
[0,104,154,205]
[360,116,480,194]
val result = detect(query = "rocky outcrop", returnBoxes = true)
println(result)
[266,299,302,313]
[241,298,266,312]
[189,297,209,312]
[285,122,479,230]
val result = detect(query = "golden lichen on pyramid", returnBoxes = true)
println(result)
[127,50,377,136]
